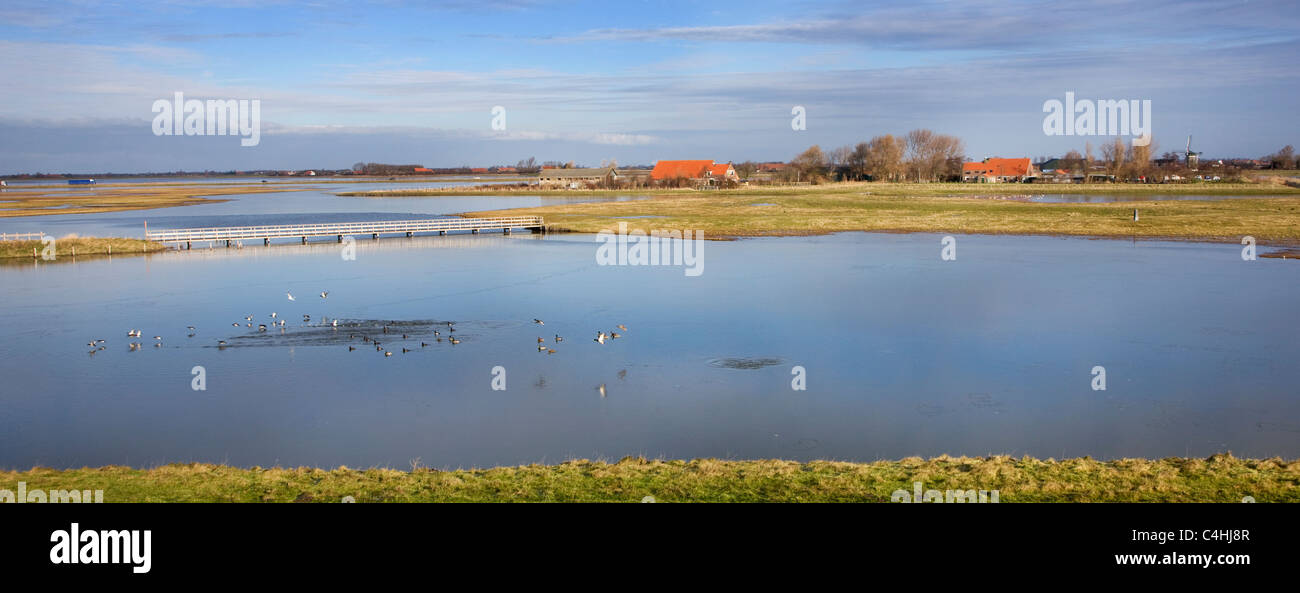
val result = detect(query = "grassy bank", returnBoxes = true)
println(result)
[0,237,165,259]
[3,454,1295,502]
[346,181,1298,198]
[463,188,1300,244]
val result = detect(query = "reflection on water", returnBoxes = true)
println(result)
[1,231,1297,469]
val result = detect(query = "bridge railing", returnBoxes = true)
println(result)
[145,216,544,242]
[0,232,46,241]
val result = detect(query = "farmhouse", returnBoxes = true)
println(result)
[962,158,1038,183]
[537,167,618,188]
[650,160,739,185]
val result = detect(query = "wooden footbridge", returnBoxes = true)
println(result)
[145,216,545,248]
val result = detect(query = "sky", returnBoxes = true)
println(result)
[0,0,1297,174]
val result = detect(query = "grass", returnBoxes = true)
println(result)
[0,236,165,259]
[458,184,1300,244]
[3,454,1295,502]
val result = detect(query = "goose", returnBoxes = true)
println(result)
[554,334,563,343]
[533,318,545,325]
[244,315,253,321]
[376,345,383,352]
[384,351,392,357]
[433,330,440,336]
[286,291,295,301]
[348,346,356,351]
[232,322,240,327]
[537,337,545,343]
[127,329,141,337]
[258,324,267,332]
[246,323,252,328]
[402,348,411,353]
[449,337,461,345]
[594,332,606,344]
[616,324,628,332]
[87,341,96,347]
[269,313,277,319]
[610,332,621,339]
[538,344,547,352]
[95,339,106,344]
[217,340,227,346]
[421,342,429,347]
[186,326,196,331]
[153,336,162,340]
[319,291,328,299]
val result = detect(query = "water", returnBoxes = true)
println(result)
[1,231,1297,470]
[0,182,645,238]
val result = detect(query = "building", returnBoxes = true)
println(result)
[537,167,618,188]
[650,160,739,185]
[962,158,1037,182]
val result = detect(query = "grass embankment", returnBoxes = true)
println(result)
[345,181,1295,198]
[0,237,165,259]
[0,184,304,218]
[461,184,1300,244]
[4,454,1295,502]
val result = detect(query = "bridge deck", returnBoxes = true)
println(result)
[146,216,544,244]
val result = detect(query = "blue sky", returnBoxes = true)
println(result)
[0,0,1297,173]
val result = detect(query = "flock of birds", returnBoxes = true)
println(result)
[94,289,632,362]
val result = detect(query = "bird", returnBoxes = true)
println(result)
[537,337,545,343]
[547,349,556,354]
[217,340,227,346]
[401,333,407,339]
[401,348,411,353]
[533,319,544,325]
[555,334,563,343]
[597,383,607,398]
[258,324,267,332]
[186,326,196,331]
[449,337,461,345]
[269,313,277,319]
[348,346,356,351]
[616,324,627,332]
[610,332,621,339]
[320,291,329,299]
[594,332,606,344]
[244,315,253,321]
[421,342,429,347]
[332,320,339,327]
[153,336,162,341]
[433,330,440,336]
[376,345,383,352]
[286,291,295,301]
[538,344,547,352]
[127,329,141,337]
[384,351,392,357]
[232,322,240,327]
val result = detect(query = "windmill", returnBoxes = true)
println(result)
[1182,135,1201,170]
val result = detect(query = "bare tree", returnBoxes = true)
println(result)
[791,145,827,182]
[864,134,906,181]
[904,129,964,182]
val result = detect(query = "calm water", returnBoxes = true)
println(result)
[1,230,1297,469]
[1018,193,1290,203]
[0,182,643,239]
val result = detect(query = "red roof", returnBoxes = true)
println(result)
[963,158,1033,177]
[651,160,714,180]
[413,167,432,173]
[709,163,734,177]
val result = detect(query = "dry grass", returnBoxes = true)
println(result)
[3,454,1295,502]
[462,186,1300,244]
[0,236,165,259]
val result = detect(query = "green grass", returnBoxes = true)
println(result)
[0,236,165,259]
[3,454,1295,502]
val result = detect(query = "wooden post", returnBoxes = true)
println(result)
[1133,208,1139,222]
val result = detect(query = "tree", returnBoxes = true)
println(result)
[904,129,964,182]
[1061,149,1083,172]
[735,161,759,179]
[863,134,906,182]
[791,145,827,182]
[1271,145,1296,169]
